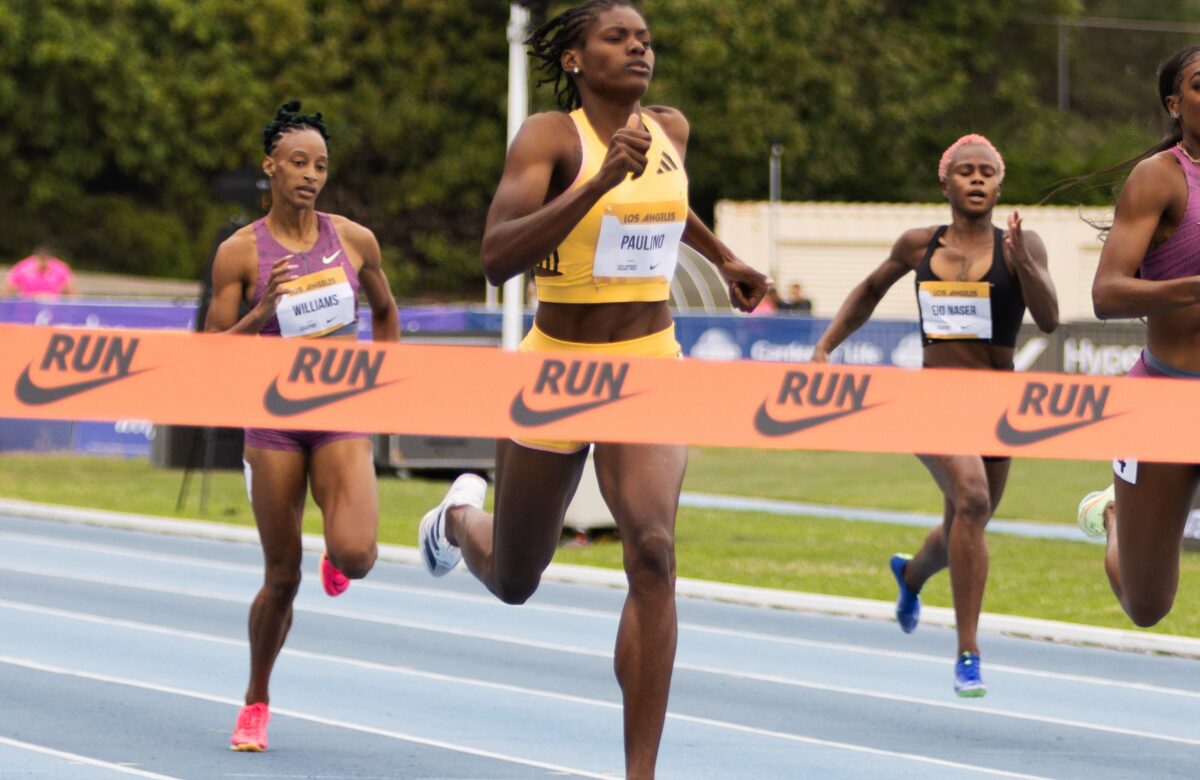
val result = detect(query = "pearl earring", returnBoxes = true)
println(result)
[572,67,581,74]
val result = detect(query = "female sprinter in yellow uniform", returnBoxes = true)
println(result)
[206,101,398,751]
[417,2,769,777]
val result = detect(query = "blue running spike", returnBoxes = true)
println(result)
[889,554,921,633]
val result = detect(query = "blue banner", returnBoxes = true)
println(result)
[0,299,198,330]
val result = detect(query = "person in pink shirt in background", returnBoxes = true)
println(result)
[4,246,77,298]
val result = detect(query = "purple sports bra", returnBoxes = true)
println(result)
[1140,146,1200,281]
[249,212,359,337]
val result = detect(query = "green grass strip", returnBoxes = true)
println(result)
[0,451,1195,637]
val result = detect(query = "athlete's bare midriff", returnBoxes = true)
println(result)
[534,299,673,343]
[1147,308,1200,371]
[922,342,1015,371]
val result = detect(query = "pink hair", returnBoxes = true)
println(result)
[938,134,1005,183]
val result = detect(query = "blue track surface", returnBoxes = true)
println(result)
[0,512,1195,779]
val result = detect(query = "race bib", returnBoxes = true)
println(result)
[918,281,992,340]
[593,201,686,282]
[275,266,356,339]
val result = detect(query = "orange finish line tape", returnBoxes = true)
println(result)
[0,323,1195,462]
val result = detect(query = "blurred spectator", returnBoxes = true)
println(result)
[777,282,813,315]
[4,246,76,298]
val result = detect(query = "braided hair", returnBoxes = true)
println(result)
[262,100,330,155]
[527,0,640,111]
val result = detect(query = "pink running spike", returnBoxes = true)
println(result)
[320,550,350,597]
[230,702,270,752]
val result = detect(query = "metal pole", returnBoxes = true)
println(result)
[1057,18,1069,113]
[501,3,529,350]
[768,142,783,283]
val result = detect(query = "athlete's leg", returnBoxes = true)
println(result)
[1105,462,1200,626]
[243,446,308,705]
[911,454,1007,655]
[902,491,952,588]
[309,437,378,579]
[445,439,588,604]
[594,441,687,780]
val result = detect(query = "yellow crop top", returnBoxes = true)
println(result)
[533,108,690,304]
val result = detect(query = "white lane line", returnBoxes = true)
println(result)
[0,612,1050,780]
[0,735,183,779]
[0,563,612,658]
[0,594,1195,757]
[2,547,1198,705]
[0,597,615,706]
[0,529,581,609]
[674,660,1200,749]
[8,506,1200,661]
[0,654,617,780]
[673,622,1200,700]
[658,715,1054,780]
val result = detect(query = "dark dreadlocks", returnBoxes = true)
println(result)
[526,0,640,111]
[262,100,330,156]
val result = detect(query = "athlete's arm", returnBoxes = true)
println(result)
[647,105,773,311]
[340,220,398,343]
[481,112,652,286]
[1003,212,1058,333]
[682,210,772,311]
[812,229,927,362]
[204,233,295,334]
[1093,156,1200,318]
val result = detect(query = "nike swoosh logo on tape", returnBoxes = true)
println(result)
[263,377,394,417]
[753,401,881,437]
[321,250,342,265]
[509,391,636,427]
[15,366,150,405]
[994,411,1120,446]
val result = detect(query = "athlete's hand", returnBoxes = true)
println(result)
[595,114,652,190]
[810,345,831,363]
[1003,210,1031,268]
[719,256,773,313]
[254,256,298,322]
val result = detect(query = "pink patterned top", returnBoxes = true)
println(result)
[1141,145,1200,281]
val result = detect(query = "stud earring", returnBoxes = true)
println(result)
[1172,112,1181,120]
[572,67,581,74]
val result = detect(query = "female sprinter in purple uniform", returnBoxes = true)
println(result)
[813,135,1058,696]
[416,2,769,777]
[1077,46,1200,629]
[206,101,398,751]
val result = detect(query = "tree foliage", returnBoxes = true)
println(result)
[0,0,1183,293]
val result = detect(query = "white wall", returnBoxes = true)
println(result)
[715,201,1113,322]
